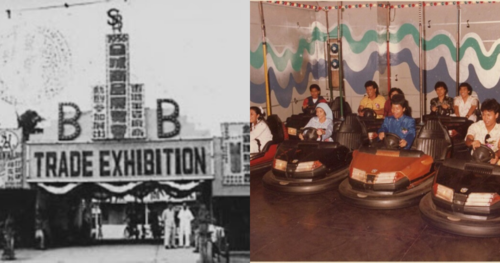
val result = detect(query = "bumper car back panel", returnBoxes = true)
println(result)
[350,149,433,186]
[420,193,500,237]
[339,176,434,209]
[263,167,349,194]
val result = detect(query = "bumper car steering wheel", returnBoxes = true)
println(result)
[301,127,319,141]
[384,132,401,149]
[361,108,377,120]
[472,145,496,163]
[435,106,451,116]
[303,106,316,115]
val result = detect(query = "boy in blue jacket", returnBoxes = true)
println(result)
[378,94,415,149]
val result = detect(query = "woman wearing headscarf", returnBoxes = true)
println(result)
[250,106,273,153]
[299,102,334,142]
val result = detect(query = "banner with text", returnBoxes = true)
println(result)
[0,129,23,189]
[221,123,249,185]
[26,139,213,182]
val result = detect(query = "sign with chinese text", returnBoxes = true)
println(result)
[92,85,108,139]
[129,84,145,138]
[221,123,249,185]
[94,33,146,140]
[107,33,130,139]
[0,129,23,189]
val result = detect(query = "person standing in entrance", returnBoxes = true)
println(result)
[161,204,175,249]
[177,202,194,248]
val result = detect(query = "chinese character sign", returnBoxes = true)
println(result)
[95,33,146,140]
[0,129,23,189]
[129,84,145,139]
[221,123,250,185]
[106,34,130,139]
[92,85,108,139]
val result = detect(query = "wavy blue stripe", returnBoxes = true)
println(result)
[250,60,327,107]
[344,49,458,97]
[424,57,457,98]
[251,49,499,107]
[343,52,381,95]
[464,64,500,102]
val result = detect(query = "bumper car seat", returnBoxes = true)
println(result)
[330,96,352,119]
[411,119,452,161]
[333,114,368,151]
[258,115,285,154]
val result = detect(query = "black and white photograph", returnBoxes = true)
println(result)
[0,0,249,262]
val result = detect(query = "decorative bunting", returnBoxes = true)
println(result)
[266,1,321,10]
[38,181,201,196]
[98,182,141,194]
[38,183,79,195]
[266,1,497,10]
[158,181,201,191]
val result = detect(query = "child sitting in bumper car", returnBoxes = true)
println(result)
[377,94,415,149]
[298,103,334,142]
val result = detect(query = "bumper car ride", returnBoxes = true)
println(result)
[263,139,352,194]
[339,146,435,209]
[340,119,453,209]
[420,146,500,237]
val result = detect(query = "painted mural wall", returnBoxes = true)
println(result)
[250,2,330,118]
[250,1,500,122]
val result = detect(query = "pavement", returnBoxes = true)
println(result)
[8,245,249,263]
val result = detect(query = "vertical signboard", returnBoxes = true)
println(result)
[0,129,23,189]
[129,84,145,139]
[106,33,129,139]
[221,123,250,185]
[92,85,108,139]
[95,30,146,141]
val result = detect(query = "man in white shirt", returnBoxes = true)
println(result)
[177,202,194,248]
[161,203,175,249]
[465,99,500,164]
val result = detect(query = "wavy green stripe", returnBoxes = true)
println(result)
[250,25,384,71]
[339,25,381,53]
[250,23,500,71]
[394,24,500,69]
[250,27,333,71]
[460,37,500,70]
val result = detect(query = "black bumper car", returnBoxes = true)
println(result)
[359,108,384,133]
[262,127,352,194]
[420,115,473,160]
[420,145,500,237]
[332,114,369,151]
[339,119,452,209]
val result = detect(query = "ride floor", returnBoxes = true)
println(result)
[250,171,500,261]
